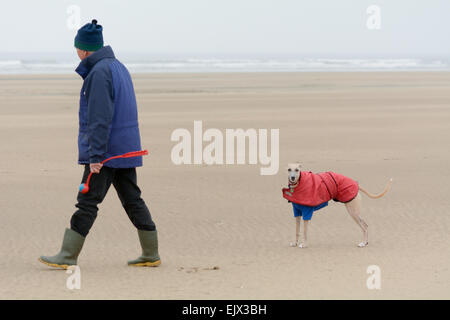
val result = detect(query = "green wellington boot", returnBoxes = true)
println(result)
[38,228,85,269]
[128,230,161,267]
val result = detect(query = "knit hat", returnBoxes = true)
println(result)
[74,19,104,51]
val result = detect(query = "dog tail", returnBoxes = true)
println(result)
[359,178,393,199]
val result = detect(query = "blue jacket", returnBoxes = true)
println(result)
[75,46,142,168]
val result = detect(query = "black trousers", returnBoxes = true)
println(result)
[70,165,156,237]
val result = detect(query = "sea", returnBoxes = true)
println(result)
[0,52,448,74]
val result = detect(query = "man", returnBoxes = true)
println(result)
[39,19,160,268]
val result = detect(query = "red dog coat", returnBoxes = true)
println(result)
[282,171,359,206]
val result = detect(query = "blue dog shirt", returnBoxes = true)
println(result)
[292,202,328,220]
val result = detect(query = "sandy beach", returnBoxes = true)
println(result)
[0,71,449,299]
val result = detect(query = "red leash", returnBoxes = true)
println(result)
[79,150,149,194]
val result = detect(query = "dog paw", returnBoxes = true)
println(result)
[357,241,368,248]
[298,243,308,248]
[289,242,298,247]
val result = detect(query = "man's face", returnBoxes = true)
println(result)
[76,48,91,61]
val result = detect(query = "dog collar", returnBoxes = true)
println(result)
[288,181,299,192]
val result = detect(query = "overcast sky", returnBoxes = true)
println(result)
[0,0,449,58]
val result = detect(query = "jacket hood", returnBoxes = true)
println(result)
[75,45,115,79]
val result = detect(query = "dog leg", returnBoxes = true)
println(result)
[290,217,301,247]
[298,220,309,248]
[345,193,368,247]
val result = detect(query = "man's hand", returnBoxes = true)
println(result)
[90,163,103,174]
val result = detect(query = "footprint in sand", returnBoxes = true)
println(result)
[178,266,220,273]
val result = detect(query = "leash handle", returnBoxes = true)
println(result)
[100,150,149,164]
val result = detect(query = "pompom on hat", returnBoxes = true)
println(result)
[74,19,104,51]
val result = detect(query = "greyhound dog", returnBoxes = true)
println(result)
[285,162,392,248]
